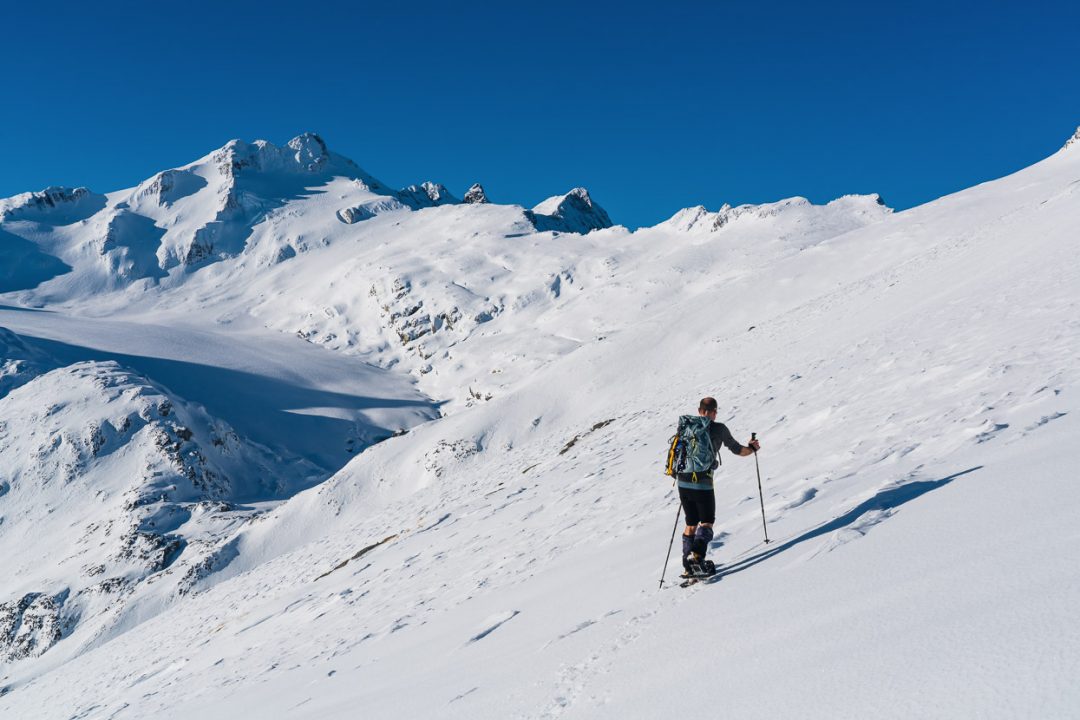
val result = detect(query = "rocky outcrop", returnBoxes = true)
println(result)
[337,197,409,224]
[0,186,106,225]
[0,350,298,668]
[1064,126,1080,150]
[463,183,489,204]
[0,593,66,663]
[210,132,357,179]
[398,182,459,209]
[133,169,207,207]
[527,188,613,234]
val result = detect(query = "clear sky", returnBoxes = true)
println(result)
[3,0,1079,229]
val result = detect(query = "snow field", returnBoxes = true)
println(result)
[0,133,1078,717]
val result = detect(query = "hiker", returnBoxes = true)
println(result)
[675,396,760,576]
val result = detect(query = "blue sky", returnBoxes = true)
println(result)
[3,0,1079,228]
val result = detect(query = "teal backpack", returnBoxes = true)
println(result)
[664,415,716,478]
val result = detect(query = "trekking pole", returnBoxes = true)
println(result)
[752,433,770,544]
[658,502,683,590]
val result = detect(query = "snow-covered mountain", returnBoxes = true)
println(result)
[1,129,1078,718]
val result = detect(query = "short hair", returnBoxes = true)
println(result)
[699,396,718,412]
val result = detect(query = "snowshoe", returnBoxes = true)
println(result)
[680,559,716,580]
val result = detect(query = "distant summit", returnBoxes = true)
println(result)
[398,181,458,208]
[208,133,365,180]
[527,187,613,234]
[0,186,106,225]
[463,183,489,204]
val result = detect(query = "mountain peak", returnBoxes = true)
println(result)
[528,187,613,234]
[208,133,357,179]
[463,183,489,204]
[286,132,331,171]
[398,181,459,209]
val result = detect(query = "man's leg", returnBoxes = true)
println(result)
[689,491,717,569]
[678,486,701,573]
[681,525,697,572]
[691,524,714,562]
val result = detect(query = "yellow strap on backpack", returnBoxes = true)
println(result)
[664,435,679,476]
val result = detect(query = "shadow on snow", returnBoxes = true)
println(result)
[16,333,435,478]
[714,466,983,581]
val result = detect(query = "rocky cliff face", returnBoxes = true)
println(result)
[397,181,459,208]
[0,594,64,663]
[527,187,613,233]
[463,183,489,204]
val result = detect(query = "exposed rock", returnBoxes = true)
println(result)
[398,182,460,208]
[1064,126,1080,150]
[337,197,409,224]
[178,537,240,595]
[527,187,613,234]
[115,529,185,573]
[211,133,346,179]
[0,593,65,662]
[424,439,481,478]
[0,186,106,225]
[287,132,331,172]
[133,169,207,207]
[713,197,811,230]
[463,183,489,204]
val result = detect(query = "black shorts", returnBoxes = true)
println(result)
[679,486,715,526]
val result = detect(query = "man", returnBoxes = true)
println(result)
[677,396,760,577]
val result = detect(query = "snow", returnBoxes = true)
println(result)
[1,129,1079,718]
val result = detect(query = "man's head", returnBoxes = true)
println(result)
[698,396,718,419]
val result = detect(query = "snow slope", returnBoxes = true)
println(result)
[1,130,1078,718]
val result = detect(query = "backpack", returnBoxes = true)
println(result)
[664,415,716,477]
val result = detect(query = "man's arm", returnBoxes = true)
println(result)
[716,423,759,456]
